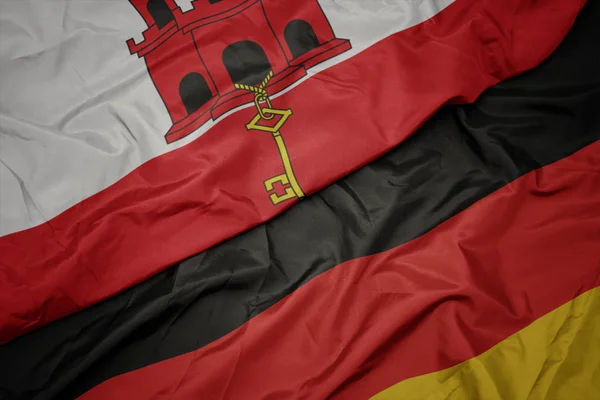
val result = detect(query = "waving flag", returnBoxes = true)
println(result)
[1,0,598,399]
[0,0,588,344]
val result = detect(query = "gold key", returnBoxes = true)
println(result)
[235,72,305,205]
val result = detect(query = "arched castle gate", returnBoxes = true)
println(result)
[127,0,351,143]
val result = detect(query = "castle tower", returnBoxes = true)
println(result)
[127,0,351,143]
[127,0,218,143]
[262,0,350,68]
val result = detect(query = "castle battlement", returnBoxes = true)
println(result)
[127,0,351,143]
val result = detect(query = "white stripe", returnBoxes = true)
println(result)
[0,0,454,236]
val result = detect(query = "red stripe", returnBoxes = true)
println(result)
[79,141,600,399]
[0,0,586,342]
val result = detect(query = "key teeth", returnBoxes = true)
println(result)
[268,188,297,205]
[264,174,297,205]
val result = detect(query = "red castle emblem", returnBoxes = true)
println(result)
[127,0,352,143]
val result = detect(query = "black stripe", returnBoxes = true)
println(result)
[1,2,599,399]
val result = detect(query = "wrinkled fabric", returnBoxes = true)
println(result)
[0,0,587,343]
[0,0,454,236]
[0,1,598,397]
[77,139,600,399]
[374,288,600,400]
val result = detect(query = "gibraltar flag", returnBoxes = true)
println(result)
[0,0,587,344]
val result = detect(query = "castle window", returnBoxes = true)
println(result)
[284,20,320,59]
[179,73,212,115]
[147,0,175,30]
[222,41,271,87]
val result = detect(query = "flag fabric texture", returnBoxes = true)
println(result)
[0,0,599,399]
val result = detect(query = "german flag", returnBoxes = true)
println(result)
[1,0,598,398]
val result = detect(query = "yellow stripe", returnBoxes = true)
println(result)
[372,287,600,400]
